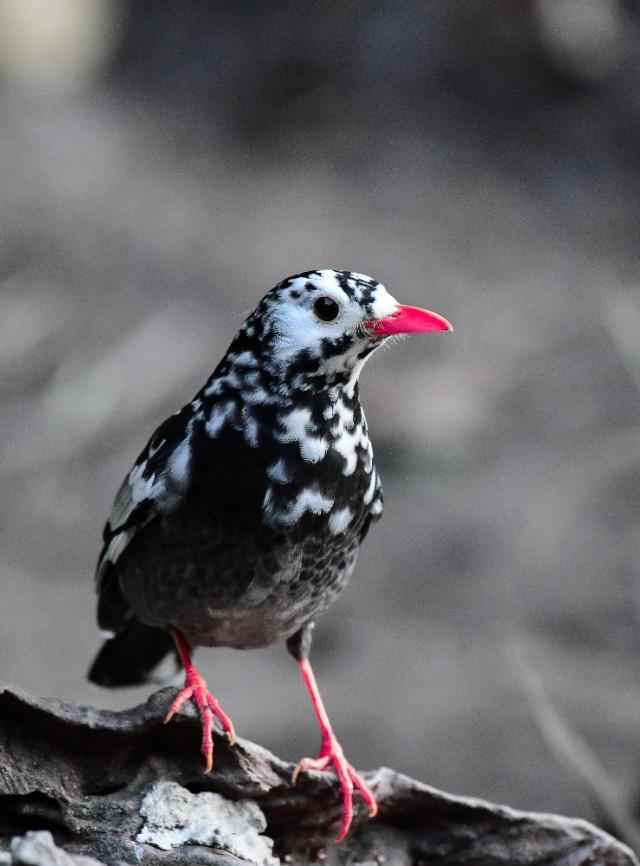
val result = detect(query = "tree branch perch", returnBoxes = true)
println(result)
[0,684,636,866]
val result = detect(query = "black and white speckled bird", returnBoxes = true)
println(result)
[88,269,452,840]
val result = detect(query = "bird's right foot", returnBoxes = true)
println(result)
[164,630,236,773]
[292,734,377,841]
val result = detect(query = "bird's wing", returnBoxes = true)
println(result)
[95,406,195,629]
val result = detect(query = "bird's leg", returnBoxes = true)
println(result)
[164,629,236,773]
[288,627,377,842]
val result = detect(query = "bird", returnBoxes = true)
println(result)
[88,269,452,840]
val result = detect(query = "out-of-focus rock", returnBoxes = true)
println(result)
[535,0,625,81]
[0,0,120,92]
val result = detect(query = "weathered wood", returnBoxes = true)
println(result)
[0,684,636,866]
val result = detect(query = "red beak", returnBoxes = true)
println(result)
[365,304,453,336]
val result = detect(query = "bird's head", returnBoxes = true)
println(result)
[236,269,452,394]
[197,270,452,527]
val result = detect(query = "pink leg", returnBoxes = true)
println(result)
[164,630,236,773]
[292,658,377,841]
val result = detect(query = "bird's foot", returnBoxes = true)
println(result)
[164,667,236,773]
[292,734,378,841]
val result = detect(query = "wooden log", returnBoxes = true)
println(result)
[0,684,636,866]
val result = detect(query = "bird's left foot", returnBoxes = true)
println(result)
[292,734,378,841]
[164,631,236,773]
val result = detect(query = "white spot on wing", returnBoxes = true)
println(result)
[276,406,327,463]
[128,462,164,507]
[300,436,328,463]
[363,440,374,474]
[330,415,366,475]
[103,528,133,567]
[334,433,358,474]
[148,437,165,458]
[363,470,377,505]
[168,436,191,488]
[329,506,352,534]
[205,401,235,437]
[241,406,259,447]
[263,485,333,525]
[204,379,223,397]
[204,370,241,397]
[278,406,314,439]
[267,458,290,483]
[336,400,354,428]
[242,386,272,405]
[234,351,258,367]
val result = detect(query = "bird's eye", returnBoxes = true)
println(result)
[313,296,341,322]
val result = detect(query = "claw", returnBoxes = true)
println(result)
[206,691,236,745]
[165,631,235,773]
[164,686,194,724]
[293,735,377,841]
[294,657,377,841]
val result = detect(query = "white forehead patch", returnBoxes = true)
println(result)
[284,270,346,298]
[367,281,398,320]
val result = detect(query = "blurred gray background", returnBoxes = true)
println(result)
[2,0,640,838]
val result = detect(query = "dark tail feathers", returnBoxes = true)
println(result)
[88,621,176,687]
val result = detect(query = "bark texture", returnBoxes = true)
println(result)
[0,684,636,866]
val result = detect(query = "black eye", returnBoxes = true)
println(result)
[313,296,341,322]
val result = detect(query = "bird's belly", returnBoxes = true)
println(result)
[117,510,361,649]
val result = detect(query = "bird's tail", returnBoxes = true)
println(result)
[88,620,177,687]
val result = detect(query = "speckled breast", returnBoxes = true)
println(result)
[116,495,367,649]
